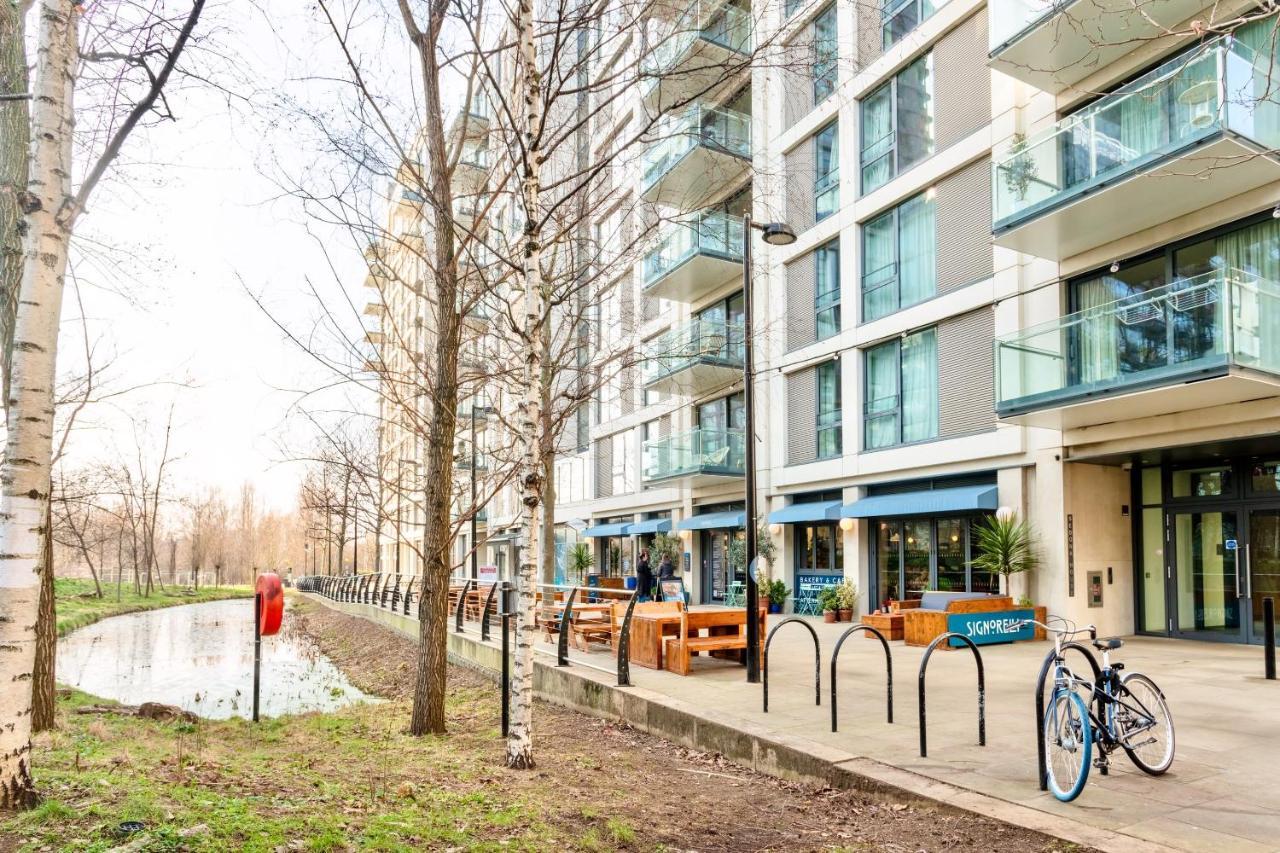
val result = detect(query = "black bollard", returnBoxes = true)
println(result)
[1265,597,1276,681]
[252,592,262,722]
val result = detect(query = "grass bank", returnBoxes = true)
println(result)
[2,595,1086,852]
[55,577,251,635]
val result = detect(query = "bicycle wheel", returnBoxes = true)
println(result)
[1117,672,1175,775]
[1044,689,1092,802]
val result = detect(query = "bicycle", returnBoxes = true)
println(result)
[1023,619,1176,802]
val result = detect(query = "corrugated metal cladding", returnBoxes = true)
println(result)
[785,252,817,351]
[595,437,613,498]
[936,158,993,293]
[784,142,816,234]
[854,2,883,70]
[781,26,815,131]
[787,366,817,465]
[658,414,670,437]
[934,9,990,150]
[937,308,996,437]
[620,365,635,416]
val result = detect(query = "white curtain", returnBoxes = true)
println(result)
[901,329,937,443]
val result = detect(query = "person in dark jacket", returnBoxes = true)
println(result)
[636,550,653,601]
[657,553,675,581]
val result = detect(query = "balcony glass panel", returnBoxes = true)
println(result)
[993,36,1280,229]
[988,0,1058,52]
[643,427,745,481]
[815,168,839,221]
[642,317,745,384]
[995,270,1280,413]
[644,1,752,79]
[641,104,752,191]
[643,210,744,288]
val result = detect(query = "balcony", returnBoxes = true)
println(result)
[642,317,744,395]
[643,210,743,302]
[989,0,1211,94]
[642,427,745,485]
[642,0,751,114]
[992,36,1280,260]
[641,104,751,208]
[994,270,1280,430]
[454,455,490,474]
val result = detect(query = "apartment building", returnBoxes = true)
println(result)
[375,0,1280,646]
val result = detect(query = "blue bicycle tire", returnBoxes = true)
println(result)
[1044,689,1091,802]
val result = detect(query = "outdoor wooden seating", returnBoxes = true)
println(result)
[900,592,1014,647]
[569,602,616,651]
[623,600,686,668]
[663,608,765,676]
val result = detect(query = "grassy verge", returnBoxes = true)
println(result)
[55,577,251,636]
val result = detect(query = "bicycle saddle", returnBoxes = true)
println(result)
[1092,637,1123,651]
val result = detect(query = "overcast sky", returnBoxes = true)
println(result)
[57,2,459,513]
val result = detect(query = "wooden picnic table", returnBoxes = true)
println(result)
[629,610,686,670]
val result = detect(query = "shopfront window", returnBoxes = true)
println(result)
[874,514,992,605]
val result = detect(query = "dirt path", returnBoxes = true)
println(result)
[289,596,1089,853]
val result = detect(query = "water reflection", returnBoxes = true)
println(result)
[57,599,373,719]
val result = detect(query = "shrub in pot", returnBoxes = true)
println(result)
[835,579,857,622]
[818,586,838,623]
[766,579,790,614]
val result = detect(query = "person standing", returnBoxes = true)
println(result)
[636,549,653,602]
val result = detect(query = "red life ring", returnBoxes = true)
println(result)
[256,573,284,637]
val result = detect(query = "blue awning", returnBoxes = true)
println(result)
[841,485,998,519]
[624,518,672,535]
[767,500,843,524]
[582,522,631,538]
[676,511,745,531]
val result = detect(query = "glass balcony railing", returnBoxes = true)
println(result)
[643,1,752,82]
[641,104,751,192]
[641,317,745,385]
[993,36,1280,230]
[643,427,745,482]
[995,269,1280,415]
[988,0,1060,54]
[643,210,744,289]
[460,146,490,169]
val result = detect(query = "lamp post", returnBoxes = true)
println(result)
[742,215,796,684]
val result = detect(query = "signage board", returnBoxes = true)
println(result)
[478,564,498,583]
[947,608,1035,647]
[659,578,685,603]
[796,573,843,601]
[1226,539,1239,551]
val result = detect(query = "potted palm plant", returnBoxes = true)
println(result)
[970,511,1037,597]
[568,542,594,585]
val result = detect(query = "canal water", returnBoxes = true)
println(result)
[57,598,373,719]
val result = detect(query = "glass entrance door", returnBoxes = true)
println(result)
[1247,509,1280,643]
[1171,510,1245,639]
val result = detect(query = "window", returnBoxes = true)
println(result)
[815,238,840,339]
[881,0,937,50]
[861,190,934,321]
[874,514,994,606]
[815,121,839,221]
[816,360,842,458]
[860,54,933,194]
[864,328,937,449]
[812,5,837,104]
[795,521,844,570]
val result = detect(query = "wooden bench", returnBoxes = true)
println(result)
[663,609,765,676]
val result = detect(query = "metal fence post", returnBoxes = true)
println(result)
[557,586,580,666]
[481,581,499,641]
[455,578,473,633]
[617,591,640,687]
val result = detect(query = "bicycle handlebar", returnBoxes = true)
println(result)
[1015,618,1096,640]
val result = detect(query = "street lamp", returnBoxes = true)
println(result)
[742,216,796,684]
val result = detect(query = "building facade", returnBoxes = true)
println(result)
[374,0,1280,645]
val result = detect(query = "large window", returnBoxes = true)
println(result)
[881,0,938,50]
[817,360,842,458]
[874,514,996,606]
[862,190,935,321]
[813,5,837,104]
[864,328,937,450]
[860,54,933,194]
[815,238,840,339]
[815,121,839,222]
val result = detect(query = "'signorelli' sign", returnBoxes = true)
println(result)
[947,609,1036,647]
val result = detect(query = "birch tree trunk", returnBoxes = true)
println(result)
[0,0,78,810]
[507,0,545,770]
[0,0,29,406]
[31,500,55,733]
